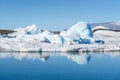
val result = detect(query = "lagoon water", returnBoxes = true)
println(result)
[0,51,120,80]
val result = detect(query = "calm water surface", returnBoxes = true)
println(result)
[0,51,120,80]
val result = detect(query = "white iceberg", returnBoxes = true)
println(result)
[60,22,93,44]
[1,21,120,52]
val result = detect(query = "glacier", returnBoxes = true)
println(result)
[0,21,120,52]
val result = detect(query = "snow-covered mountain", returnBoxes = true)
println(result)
[91,21,120,30]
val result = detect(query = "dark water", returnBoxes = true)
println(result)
[0,51,120,80]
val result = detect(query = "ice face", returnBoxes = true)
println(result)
[60,22,93,44]
[68,22,93,38]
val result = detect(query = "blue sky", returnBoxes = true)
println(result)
[0,0,120,30]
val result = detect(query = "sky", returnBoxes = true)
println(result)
[0,0,120,30]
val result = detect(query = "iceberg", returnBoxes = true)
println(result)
[60,22,93,44]
[94,26,120,44]
[2,21,120,52]
[12,21,94,44]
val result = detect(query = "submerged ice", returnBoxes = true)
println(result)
[0,21,106,51]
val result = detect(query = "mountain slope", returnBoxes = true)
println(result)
[90,21,120,30]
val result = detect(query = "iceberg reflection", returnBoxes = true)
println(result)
[0,51,119,64]
[0,52,92,64]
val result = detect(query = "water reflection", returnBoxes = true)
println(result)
[0,51,120,64]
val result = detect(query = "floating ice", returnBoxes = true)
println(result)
[2,21,119,52]
[60,22,93,44]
